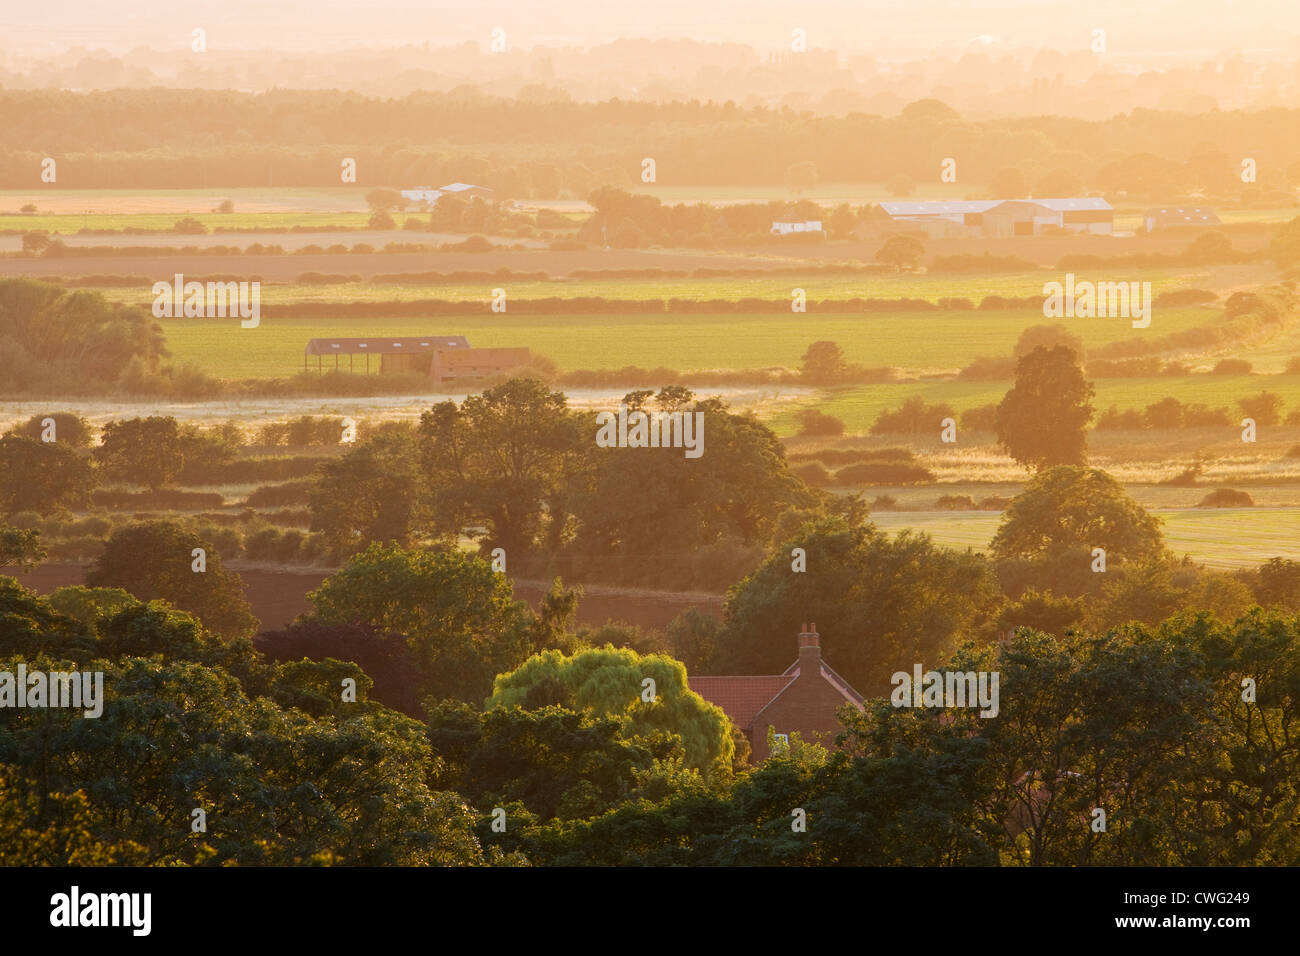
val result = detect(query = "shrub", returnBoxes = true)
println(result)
[788,447,914,466]
[1183,404,1233,426]
[794,409,845,437]
[1210,358,1253,375]
[957,355,1016,381]
[936,494,977,510]
[869,396,956,435]
[245,480,313,507]
[11,412,94,447]
[959,403,999,431]
[258,416,346,447]
[1095,405,1145,430]
[834,461,935,485]
[870,494,898,510]
[1239,391,1284,426]
[90,488,224,510]
[790,462,833,486]
[1197,488,1255,507]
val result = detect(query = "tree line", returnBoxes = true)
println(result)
[4,90,1300,196]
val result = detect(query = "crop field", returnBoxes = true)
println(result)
[85,268,1199,308]
[869,507,1300,568]
[158,305,1222,380]
[0,211,374,233]
[0,187,368,215]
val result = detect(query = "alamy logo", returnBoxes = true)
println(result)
[595,405,704,458]
[0,665,104,718]
[1042,273,1151,329]
[152,273,260,328]
[50,887,151,936]
[891,664,1000,718]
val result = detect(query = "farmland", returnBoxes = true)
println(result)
[870,507,1300,568]
[84,268,1196,307]
[155,304,1225,380]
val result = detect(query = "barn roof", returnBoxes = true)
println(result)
[881,197,1111,218]
[880,200,999,217]
[1144,205,1221,224]
[1032,197,1112,211]
[304,336,469,356]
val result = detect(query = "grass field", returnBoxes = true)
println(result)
[0,187,368,215]
[89,269,1200,308]
[159,306,1223,380]
[0,212,375,233]
[870,507,1300,568]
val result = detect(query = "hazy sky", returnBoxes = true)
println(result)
[3,0,1297,57]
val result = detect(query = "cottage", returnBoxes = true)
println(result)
[689,624,864,762]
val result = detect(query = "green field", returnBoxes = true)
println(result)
[0,187,368,214]
[92,269,1199,308]
[0,212,374,233]
[870,507,1300,568]
[160,305,1222,380]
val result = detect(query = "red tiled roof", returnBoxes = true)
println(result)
[688,675,796,730]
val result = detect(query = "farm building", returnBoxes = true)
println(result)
[770,212,824,235]
[438,182,494,199]
[431,346,531,385]
[399,183,494,206]
[879,197,1113,237]
[400,186,442,205]
[1143,205,1222,231]
[688,624,865,762]
[981,198,1113,236]
[877,199,999,237]
[303,336,529,385]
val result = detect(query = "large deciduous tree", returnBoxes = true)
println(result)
[488,645,735,782]
[996,345,1095,471]
[307,543,538,705]
[419,378,586,556]
[0,434,96,516]
[716,518,999,697]
[85,520,258,639]
[96,416,184,490]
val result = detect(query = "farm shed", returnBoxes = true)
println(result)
[1143,206,1222,231]
[303,336,528,384]
[303,336,470,376]
[981,198,1113,237]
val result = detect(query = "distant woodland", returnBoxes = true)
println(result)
[3,90,1300,195]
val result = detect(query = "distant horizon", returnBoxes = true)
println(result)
[2,0,1298,58]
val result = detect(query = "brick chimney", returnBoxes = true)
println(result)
[798,622,821,674]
